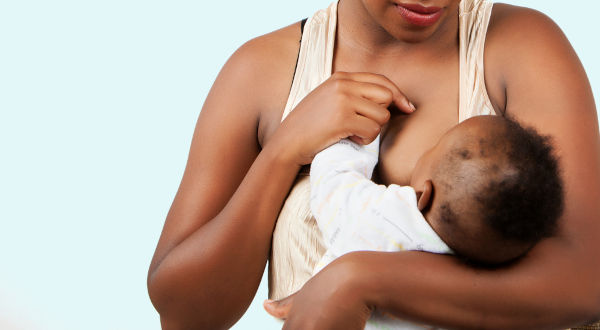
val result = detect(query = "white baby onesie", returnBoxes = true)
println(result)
[310,136,452,330]
[310,136,451,273]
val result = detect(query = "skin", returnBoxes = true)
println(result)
[412,116,533,264]
[148,0,600,329]
[409,117,488,255]
[401,115,489,244]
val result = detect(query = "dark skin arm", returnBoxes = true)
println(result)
[147,22,415,329]
[147,29,300,329]
[266,6,600,329]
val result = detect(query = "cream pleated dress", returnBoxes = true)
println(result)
[267,1,600,328]
[269,0,496,328]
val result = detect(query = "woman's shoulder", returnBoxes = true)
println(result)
[486,3,573,71]
[484,3,575,112]
[226,21,302,101]
[234,21,302,66]
[222,21,303,143]
[487,3,566,41]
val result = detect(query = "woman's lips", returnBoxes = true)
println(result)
[394,3,443,27]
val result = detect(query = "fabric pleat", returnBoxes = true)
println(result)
[269,0,496,301]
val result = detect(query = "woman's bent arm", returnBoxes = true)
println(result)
[268,6,600,329]
[147,22,412,328]
[150,145,302,329]
[363,6,600,329]
[146,25,304,329]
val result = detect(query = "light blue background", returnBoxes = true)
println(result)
[0,1,598,329]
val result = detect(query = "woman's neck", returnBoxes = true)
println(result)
[336,0,459,61]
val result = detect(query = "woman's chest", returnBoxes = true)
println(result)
[378,87,459,186]
[260,50,462,186]
[336,57,461,186]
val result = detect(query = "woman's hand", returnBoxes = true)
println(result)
[264,254,372,330]
[270,71,415,166]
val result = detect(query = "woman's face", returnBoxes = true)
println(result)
[359,0,461,42]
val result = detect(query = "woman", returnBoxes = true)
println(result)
[148,0,600,329]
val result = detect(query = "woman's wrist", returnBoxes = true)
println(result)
[335,252,383,311]
[259,132,303,169]
[337,251,447,323]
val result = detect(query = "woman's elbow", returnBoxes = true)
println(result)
[576,233,600,321]
[147,262,182,326]
[147,261,238,330]
[148,274,222,330]
[579,274,600,323]
[563,257,600,325]
[147,262,196,329]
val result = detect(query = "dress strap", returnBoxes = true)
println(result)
[280,1,338,122]
[289,18,309,96]
[458,0,497,122]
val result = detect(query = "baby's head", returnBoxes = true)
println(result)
[410,115,563,265]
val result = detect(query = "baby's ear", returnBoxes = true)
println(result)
[417,180,434,211]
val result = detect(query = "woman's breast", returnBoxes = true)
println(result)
[378,99,459,186]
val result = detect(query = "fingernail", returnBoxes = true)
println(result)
[409,102,416,112]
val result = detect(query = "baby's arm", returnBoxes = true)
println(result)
[310,137,380,249]
[310,137,448,273]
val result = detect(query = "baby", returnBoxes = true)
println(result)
[310,115,564,274]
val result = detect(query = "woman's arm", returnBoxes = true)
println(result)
[147,24,305,330]
[267,6,600,329]
[147,21,414,328]
[371,7,600,328]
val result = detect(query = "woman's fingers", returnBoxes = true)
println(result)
[338,79,394,107]
[347,94,391,126]
[333,72,416,113]
[346,114,381,145]
[348,135,365,145]
[273,70,414,164]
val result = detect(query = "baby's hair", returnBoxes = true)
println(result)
[433,116,564,264]
[477,118,563,242]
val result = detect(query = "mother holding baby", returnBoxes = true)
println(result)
[147,0,600,329]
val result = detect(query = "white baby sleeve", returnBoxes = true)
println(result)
[310,137,380,244]
[310,137,450,274]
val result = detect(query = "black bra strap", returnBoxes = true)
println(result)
[300,18,308,35]
[290,18,309,94]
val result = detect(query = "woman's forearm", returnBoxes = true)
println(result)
[357,8,600,328]
[148,144,301,329]
[350,241,600,329]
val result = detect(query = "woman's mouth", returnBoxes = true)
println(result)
[394,3,444,27]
